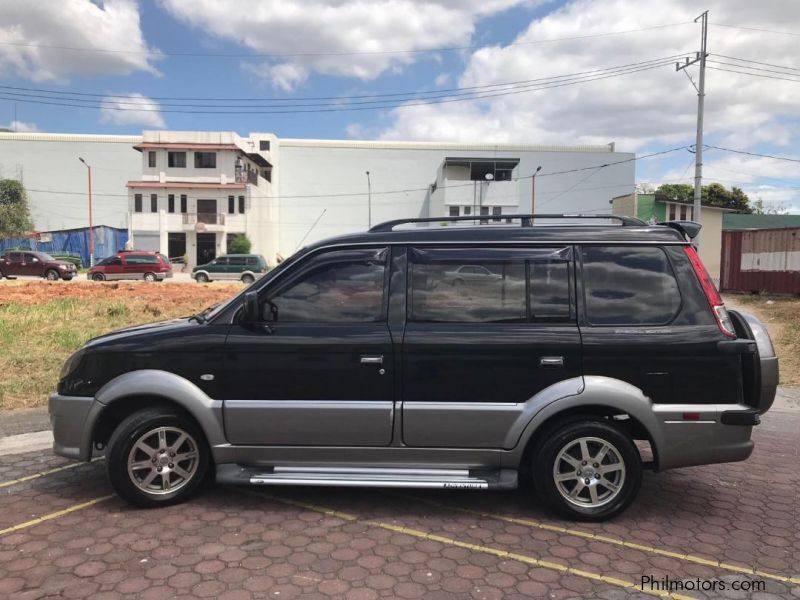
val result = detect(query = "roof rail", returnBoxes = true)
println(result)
[368,213,646,233]
[659,220,701,240]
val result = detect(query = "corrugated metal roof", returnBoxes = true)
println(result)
[278,138,618,153]
[723,214,800,230]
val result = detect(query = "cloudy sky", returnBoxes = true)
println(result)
[1,0,798,211]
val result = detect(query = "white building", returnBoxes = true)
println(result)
[0,131,636,267]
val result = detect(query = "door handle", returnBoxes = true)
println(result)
[360,355,384,365]
[540,356,564,367]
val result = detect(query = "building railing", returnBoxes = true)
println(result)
[235,169,260,185]
[183,213,226,225]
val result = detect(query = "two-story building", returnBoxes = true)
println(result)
[127,131,278,267]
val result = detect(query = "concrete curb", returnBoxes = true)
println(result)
[0,430,54,456]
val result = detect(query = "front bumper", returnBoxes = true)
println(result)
[48,394,99,461]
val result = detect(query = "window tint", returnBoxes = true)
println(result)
[98,256,122,266]
[228,257,246,266]
[125,254,159,265]
[530,260,571,322]
[581,246,680,325]
[8,252,22,262]
[411,259,526,323]
[267,249,387,323]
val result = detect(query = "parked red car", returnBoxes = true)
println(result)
[87,251,172,282]
[0,250,77,281]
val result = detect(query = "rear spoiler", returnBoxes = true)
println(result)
[659,220,701,241]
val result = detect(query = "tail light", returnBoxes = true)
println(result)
[683,245,736,338]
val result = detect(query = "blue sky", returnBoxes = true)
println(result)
[1,0,799,211]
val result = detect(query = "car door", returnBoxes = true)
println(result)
[401,246,581,448]
[104,256,124,279]
[22,253,42,277]
[4,252,23,276]
[223,246,395,446]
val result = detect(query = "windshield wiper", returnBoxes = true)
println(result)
[188,303,218,324]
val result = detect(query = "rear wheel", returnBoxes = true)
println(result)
[92,272,105,282]
[241,273,255,285]
[107,407,209,507]
[45,269,59,281]
[143,272,157,282]
[533,419,641,521]
[195,272,209,283]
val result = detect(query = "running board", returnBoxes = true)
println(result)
[216,464,517,490]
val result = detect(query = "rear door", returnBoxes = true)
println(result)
[401,246,581,448]
[103,256,124,279]
[3,252,23,276]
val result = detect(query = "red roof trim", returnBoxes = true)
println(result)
[126,181,246,190]
[133,142,240,151]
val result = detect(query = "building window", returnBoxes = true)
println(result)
[148,151,156,168]
[150,194,157,212]
[679,205,687,220]
[134,193,142,213]
[168,151,186,168]
[479,206,489,225]
[259,140,270,151]
[194,152,216,168]
[168,194,175,213]
[228,195,235,214]
[238,195,245,214]
[492,207,502,222]
[668,204,677,220]
[262,167,272,182]
[448,206,459,217]
[463,206,472,216]
[180,194,187,213]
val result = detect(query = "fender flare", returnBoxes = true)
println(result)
[509,375,663,465]
[84,370,227,458]
[193,270,211,280]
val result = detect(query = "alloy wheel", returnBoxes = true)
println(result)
[552,436,626,508]
[127,426,199,496]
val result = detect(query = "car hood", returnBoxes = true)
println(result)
[83,317,196,349]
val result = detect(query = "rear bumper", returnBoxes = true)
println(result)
[48,394,98,461]
[653,403,757,471]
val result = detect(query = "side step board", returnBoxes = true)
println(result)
[217,465,518,490]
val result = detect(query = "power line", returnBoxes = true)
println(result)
[706,59,800,79]
[712,54,800,73]
[713,23,800,37]
[706,65,800,84]
[704,145,800,164]
[0,59,686,114]
[0,22,693,58]
[0,55,689,105]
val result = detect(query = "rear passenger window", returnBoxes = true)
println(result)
[581,246,680,325]
[124,255,159,265]
[530,260,571,322]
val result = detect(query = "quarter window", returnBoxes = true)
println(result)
[266,249,387,323]
[581,246,681,325]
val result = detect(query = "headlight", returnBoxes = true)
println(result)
[59,348,85,381]
[58,264,67,270]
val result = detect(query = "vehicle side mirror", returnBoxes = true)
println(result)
[242,291,260,323]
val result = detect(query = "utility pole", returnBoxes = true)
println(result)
[365,171,372,228]
[530,165,542,215]
[676,10,708,244]
[78,157,94,267]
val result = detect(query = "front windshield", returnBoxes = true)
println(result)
[35,252,55,261]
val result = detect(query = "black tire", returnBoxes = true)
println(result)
[195,273,209,283]
[143,272,157,282]
[532,419,641,521]
[106,407,210,508]
[45,269,59,281]
[241,273,255,285]
[92,272,105,282]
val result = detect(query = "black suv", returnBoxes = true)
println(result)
[49,215,778,520]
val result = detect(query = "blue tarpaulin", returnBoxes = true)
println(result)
[0,226,128,268]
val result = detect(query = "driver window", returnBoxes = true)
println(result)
[266,249,387,323]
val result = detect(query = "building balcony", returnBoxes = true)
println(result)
[440,179,521,208]
[183,213,226,230]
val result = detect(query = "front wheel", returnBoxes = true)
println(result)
[195,272,209,283]
[45,269,59,281]
[533,419,641,521]
[143,272,157,282]
[91,272,105,282]
[107,407,209,507]
[241,273,255,285]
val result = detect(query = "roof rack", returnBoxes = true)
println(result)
[368,213,646,233]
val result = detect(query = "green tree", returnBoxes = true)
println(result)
[655,183,693,203]
[228,233,252,254]
[0,179,33,235]
[655,182,751,213]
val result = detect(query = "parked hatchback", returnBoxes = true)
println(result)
[0,250,77,281]
[88,251,172,282]
[50,215,777,520]
[193,254,267,284]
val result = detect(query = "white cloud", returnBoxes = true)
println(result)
[0,120,39,132]
[158,0,536,90]
[99,94,166,128]
[0,0,158,82]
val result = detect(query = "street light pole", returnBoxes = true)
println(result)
[366,171,372,228]
[530,165,543,215]
[78,157,94,267]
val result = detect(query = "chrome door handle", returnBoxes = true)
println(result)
[540,356,564,367]
[360,355,384,365]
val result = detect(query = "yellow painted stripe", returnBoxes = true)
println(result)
[0,494,114,537]
[0,458,102,489]
[409,496,800,586]
[261,494,695,600]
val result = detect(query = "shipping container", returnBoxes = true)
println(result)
[721,227,800,294]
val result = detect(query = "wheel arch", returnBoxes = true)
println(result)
[85,370,227,460]
[513,376,662,471]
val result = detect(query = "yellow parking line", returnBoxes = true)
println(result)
[260,493,695,600]
[0,494,114,537]
[0,458,103,489]
[407,496,800,586]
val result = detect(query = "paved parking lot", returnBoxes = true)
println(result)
[1,407,799,600]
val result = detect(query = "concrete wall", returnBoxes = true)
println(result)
[697,207,724,282]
